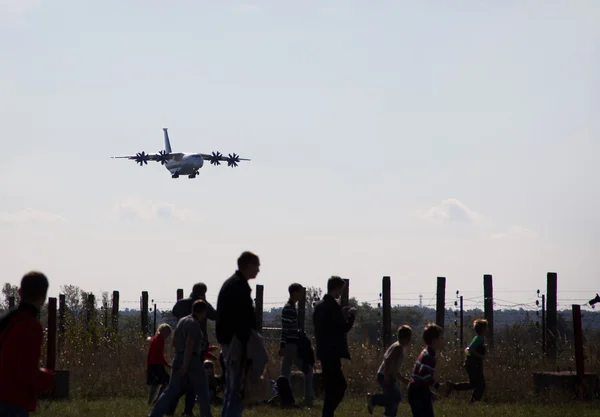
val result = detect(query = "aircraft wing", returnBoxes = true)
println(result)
[199,152,250,167]
[111,151,174,165]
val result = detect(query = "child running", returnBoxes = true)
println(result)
[146,324,172,405]
[367,325,412,417]
[407,323,444,417]
[446,319,488,402]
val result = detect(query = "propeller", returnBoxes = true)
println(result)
[134,151,149,166]
[226,153,240,167]
[157,150,170,165]
[208,151,222,166]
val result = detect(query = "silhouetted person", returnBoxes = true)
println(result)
[407,323,444,417]
[0,271,54,416]
[279,283,314,406]
[216,251,260,417]
[446,319,489,402]
[313,276,356,417]
[170,283,217,416]
[149,300,212,417]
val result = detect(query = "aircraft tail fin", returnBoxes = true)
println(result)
[163,128,172,153]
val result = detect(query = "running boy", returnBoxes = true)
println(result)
[146,324,172,405]
[407,323,444,417]
[367,325,412,417]
[446,319,488,402]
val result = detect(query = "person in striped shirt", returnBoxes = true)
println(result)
[407,323,444,417]
[279,283,314,406]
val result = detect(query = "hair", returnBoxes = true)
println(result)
[473,319,488,335]
[422,322,444,345]
[192,299,207,315]
[327,276,346,293]
[288,283,303,296]
[192,282,207,296]
[20,271,49,301]
[157,323,172,335]
[397,325,412,341]
[237,251,259,270]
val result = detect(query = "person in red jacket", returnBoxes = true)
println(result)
[0,271,54,416]
[147,323,173,405]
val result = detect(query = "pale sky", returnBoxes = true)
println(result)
[1,1,599,313]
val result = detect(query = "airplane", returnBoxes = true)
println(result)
[111,128,250,178]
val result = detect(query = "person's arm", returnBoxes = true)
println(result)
[15,321,53,393]
[180,334,196,376]
[280,305,295,351]
[206,302,218,321]
[467,336,485,360]
[233,291,253,344]
[383,345,399,384]
[158,338,170,367]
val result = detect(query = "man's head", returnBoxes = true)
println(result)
[397,325,412,347]
[327,276,345,299]
[237,251,260,280]
[192,299,208,321]
[422,322,444,350]
[473,319,488,336]
[18,271,49,310]
[192,283,207,299]
[288,283,304,304]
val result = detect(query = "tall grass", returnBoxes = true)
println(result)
[40,307,600,403]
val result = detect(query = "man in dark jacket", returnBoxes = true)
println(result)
[170,283,217,416]
[216,251,260,417]
[313,276,356,417]
[0,271,54,416]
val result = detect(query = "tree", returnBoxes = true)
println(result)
[1,283,19,310]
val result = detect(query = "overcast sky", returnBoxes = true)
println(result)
[1,1,598,313]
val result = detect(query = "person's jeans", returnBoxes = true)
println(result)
[0,403,29,417]
[454,358,486,402]
[280,342,315,404]
[221,344,244,417]
[320,357,347,417]
[408,385,434,417]
[372,374,402,417]
[148,354,212,417]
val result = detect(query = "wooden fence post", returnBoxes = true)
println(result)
[436,277,446,329]
[86,294,95,328]
[546,272,558,363]
[255,285,264,333]
[47,297,57,371]
[572,304,585,396]
[177,289,184,301]
[58,294,66,352]
[341,278,350,307]
[141,291,149,336]
[484,274,494,349]
[298,286,306,332]
[111,291,119,333]
[382,276,392,348]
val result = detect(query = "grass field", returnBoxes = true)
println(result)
[33,397,600,417]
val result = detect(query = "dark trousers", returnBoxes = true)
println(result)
[167,376,196,414]
[454,359,485,402]
[320,357,347,417]
[372,374,402,417]
[408,385,434,417]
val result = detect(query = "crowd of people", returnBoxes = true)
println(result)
[0,252,490,417]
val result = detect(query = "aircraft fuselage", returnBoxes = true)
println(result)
[166,153,204,176]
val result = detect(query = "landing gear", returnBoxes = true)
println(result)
[188,170,199,179]
[171,173,179,178]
